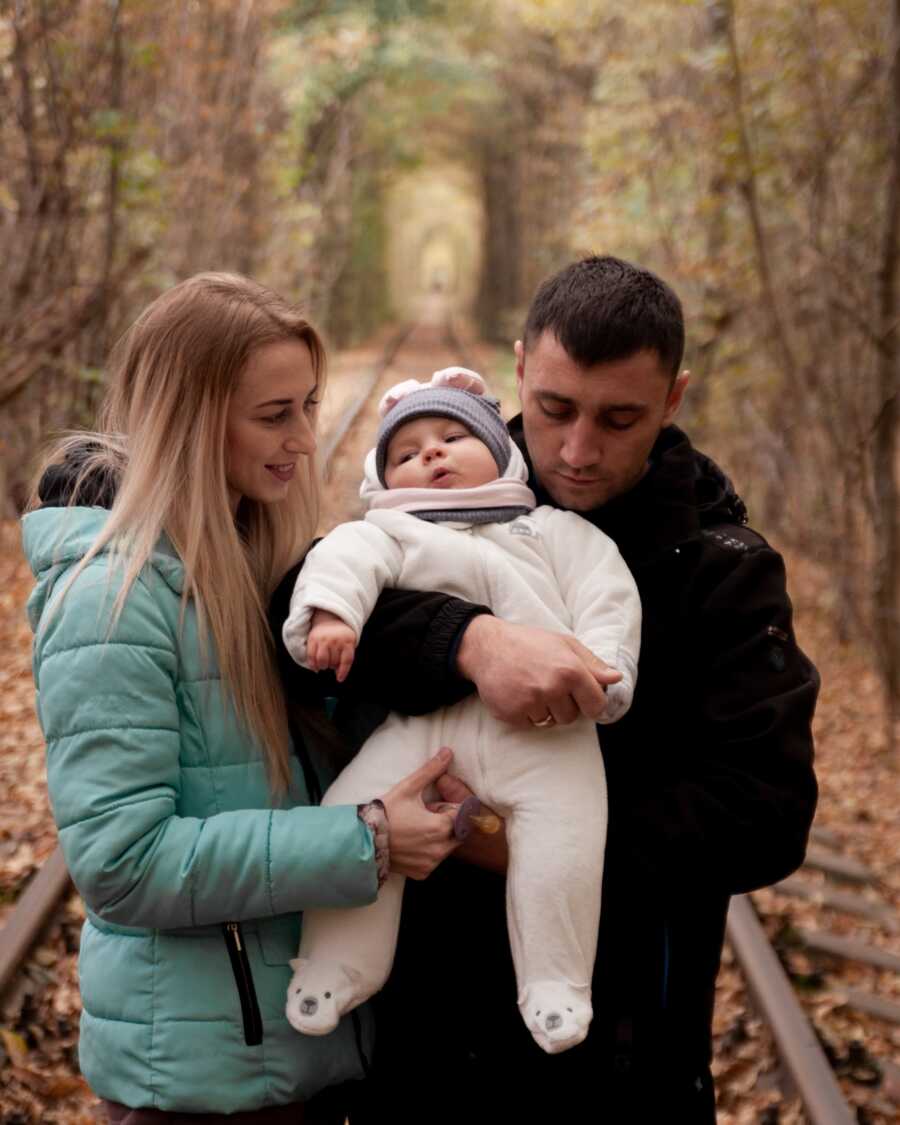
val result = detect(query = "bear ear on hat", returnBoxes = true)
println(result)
[378,378,427,419]
[431,367,486,395]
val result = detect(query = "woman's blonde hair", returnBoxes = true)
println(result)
[32,272,326,794]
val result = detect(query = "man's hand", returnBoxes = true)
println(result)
[456,616,621,726]
[428,774,508,875]
[307,608,356,682]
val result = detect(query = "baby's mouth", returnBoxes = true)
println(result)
[431,467,453,484]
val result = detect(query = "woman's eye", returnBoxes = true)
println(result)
[262,409,290,425]
[304,397,320,414]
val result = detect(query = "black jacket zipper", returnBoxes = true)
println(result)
[222,921,263,1046]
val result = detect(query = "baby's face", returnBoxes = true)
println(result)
[384,416,499,490]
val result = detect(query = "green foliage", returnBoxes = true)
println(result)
[89,110,130,144]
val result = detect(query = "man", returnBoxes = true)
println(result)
[273,255,819,1123]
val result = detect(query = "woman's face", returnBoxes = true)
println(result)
[225,339,319,512]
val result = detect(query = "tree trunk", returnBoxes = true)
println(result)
[873,0,900,756]
[477,131,522,343]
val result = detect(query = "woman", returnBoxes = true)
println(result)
[22,273,459,1122]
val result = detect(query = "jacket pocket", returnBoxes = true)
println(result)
[222,922,263,1046]
[256,912,301,967]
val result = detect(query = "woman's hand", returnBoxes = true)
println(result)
[381,748,459,880]
[428,774,509,875]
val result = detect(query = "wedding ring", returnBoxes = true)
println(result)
[531,714,556,728]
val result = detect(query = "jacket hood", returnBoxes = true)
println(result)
[36,441,121,510]
[21,506,185,628]
[653,425,748,528]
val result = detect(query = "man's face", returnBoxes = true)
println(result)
[515,331,688,512]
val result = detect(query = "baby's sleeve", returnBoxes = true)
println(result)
[283,520,404,667]
[543,509,642,723]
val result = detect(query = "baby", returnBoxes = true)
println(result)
[282,367,641,1054]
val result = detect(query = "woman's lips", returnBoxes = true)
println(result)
[266,463,295,482]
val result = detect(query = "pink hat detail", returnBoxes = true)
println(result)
[377,367,486,419]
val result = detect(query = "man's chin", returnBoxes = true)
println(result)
[545,476,611,512]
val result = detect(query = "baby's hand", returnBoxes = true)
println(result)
[308,609,356,682]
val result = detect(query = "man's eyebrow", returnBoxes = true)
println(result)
[534,388,647,411]
[254,397,293,408]
[533,388,575,405]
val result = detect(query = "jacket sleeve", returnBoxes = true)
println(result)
[35,562,379,929]
[613,538,819,895]
[543,509,642,723]
[282,520,404,666]
[271,554,487,717]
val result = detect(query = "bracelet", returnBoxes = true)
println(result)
[357,800,390,889]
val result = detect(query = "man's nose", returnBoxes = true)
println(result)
[560,420,600,469]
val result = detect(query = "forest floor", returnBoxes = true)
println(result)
[0,331,898,1123]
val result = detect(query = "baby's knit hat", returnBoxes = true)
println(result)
[374,367,510,487]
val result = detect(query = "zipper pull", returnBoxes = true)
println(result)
[226,921,242,952]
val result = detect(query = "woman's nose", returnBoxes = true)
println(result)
[284,417,316,456]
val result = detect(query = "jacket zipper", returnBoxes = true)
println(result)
[222,921,263,1046]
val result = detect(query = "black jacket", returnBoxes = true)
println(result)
[272,422,819,1113]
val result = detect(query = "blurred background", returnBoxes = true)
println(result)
[0,3,898,1117]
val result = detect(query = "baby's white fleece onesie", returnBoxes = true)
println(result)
[282,443,641,1054]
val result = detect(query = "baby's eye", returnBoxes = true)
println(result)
[445,432,467,443]
[398,451,416,464]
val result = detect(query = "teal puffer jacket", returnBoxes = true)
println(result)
[22,506,378,1113]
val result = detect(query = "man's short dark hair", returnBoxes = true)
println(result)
[523,255,685,380]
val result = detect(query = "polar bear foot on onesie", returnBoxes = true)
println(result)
[285,959,364,1036]
[520,980,593,1054]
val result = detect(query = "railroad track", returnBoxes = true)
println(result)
[0,310,484,1116]
[727,825,900,1122]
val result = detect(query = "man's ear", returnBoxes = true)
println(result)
[662,369,690,426]
[514,340,526,397]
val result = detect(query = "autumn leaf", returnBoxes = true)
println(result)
[0,1028,29,1067]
